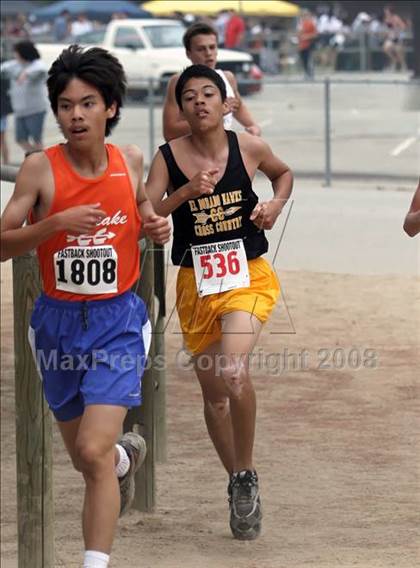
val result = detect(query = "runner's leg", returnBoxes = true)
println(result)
[59,405,127,553]
[194,341,236,474]
[220,311,263,473]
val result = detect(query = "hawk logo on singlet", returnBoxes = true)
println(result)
[67,228,116,247]
[188,191,244,238]
[193,206,242,225]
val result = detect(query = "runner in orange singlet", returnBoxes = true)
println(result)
[0,46,170,568]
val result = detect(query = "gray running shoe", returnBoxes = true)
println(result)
[229,470,262,540]
[118,432,147,517]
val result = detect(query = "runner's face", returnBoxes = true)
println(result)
[56,78,116,145]
[180,77,227,131]
[187,34,218,68]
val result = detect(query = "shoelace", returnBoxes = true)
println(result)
[232,471,258,499]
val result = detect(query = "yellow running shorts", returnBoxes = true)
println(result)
[176,256,280,355]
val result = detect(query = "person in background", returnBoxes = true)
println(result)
[367,13,388,51]
[224,9,246,49]
[214,10,230,47]
[297,9,318,78]
[383,4,407,71]
[0,68,13,164]
[325,11,343,68]
[0,41,48,156]
[316,7,333,65]
[316,7,343,68]
[53,9,71,41]
[249,22,264,67]
[4,13,31,39]
[403,179,420,237]
[352,11,372,33]
[71,13,93,38]
[162,22,261,142]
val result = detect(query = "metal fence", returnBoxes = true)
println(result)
[260,30,415,75]
[139,77,419,187]
[1,78,418,188]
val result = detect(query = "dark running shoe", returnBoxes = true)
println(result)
[118,432,147,517]
[229,470,262,540]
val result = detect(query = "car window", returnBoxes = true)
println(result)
[76,29,106,45]
[114,27,145,49]
[142,25,184,48]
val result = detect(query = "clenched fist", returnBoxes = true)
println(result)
[250,200,283,230]
[225,96,240,114]
[186,169,219,199]
[142,214,171,244]
[56,203,106,235]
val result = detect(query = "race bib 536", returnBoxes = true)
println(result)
[191,238,249,297]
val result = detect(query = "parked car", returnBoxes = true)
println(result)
[37,19,263,97]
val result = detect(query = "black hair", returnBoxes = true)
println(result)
[175,64,226,109]
[183,22,218,51]
[14,41,40,62]
[47,45,126,136]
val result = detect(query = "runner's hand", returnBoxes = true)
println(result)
[56,203,106,234]
[250,199,283,230]
[186,169,219,199]
[142,214,171,244]
[225,96,240,113]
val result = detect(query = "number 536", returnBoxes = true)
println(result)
[200,251,240,279]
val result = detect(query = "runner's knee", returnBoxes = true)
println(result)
[74,439,113,476]
[204,397,230,418]
[222,362,250,398]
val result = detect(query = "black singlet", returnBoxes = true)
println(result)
[159,130,268,267]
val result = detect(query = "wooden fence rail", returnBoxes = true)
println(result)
[13,254,54,568]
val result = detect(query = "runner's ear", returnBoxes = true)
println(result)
[106,102,117,119]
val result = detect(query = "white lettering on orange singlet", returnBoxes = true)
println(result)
[97,209,128,226]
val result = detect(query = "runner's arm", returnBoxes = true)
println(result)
[130,149,171,244]
[145,150,190,218]
[0,154,105,261]
[250,139,293,230]
[403,181,420,237]
[146,151,217,218]
[226,71,261,136]
[162,75,191,142]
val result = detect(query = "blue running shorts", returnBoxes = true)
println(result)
[28,291,151,421]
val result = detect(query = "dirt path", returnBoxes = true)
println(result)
[1,261,419,568]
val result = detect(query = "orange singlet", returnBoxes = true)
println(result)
[34,143,141,301]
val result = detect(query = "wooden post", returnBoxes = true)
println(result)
[124,239,156,511]
[12,254,54,568]
[154,244,167,463]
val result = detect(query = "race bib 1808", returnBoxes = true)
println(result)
[191,238,250,297]
[54,246,118,295]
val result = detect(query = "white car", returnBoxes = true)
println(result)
[37,19,263,97]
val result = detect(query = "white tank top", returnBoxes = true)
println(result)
[215,69,235,129]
